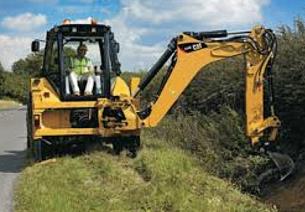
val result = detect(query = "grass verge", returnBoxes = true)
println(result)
[144,107,271,191]
[15,138,274,212]
[0,99,20,109]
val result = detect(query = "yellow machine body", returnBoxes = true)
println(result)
[30,76,141,140]
[29,24,280,159]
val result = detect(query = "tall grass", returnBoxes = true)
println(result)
[15,138,274,212]
[144,106,270,191]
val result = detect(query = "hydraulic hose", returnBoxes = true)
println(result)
[133,38,177,97]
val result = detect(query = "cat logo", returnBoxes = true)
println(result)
[192,43,203,51]
[179,42,207,53]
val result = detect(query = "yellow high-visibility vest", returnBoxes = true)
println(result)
[71,57,93,76]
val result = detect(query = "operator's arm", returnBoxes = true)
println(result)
[63,56,73,73]
[86,58,94,75]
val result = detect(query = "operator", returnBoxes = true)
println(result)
[69,44,94,96]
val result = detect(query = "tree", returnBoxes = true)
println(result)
[12,47,75,77]
[0,61,4,73]
[12,52,43,76]
[0,62,5,97]
[64,47,77,58]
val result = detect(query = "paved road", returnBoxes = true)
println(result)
[0,108,27,212]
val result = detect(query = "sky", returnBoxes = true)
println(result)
[0,0,304,71]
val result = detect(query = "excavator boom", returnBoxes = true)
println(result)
[135,26,279,146]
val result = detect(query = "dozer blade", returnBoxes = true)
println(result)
[267,151,295,181]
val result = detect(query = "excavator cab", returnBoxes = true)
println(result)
[31,23,121,100]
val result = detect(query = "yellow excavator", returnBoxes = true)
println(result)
[28,20,293,180]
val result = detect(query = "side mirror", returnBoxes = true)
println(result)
[31,40,40,52]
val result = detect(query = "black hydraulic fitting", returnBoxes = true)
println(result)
[136,38,177,95]
[184,30,228,39]
[103,30,111,98]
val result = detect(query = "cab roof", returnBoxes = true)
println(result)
[48,24,111,36]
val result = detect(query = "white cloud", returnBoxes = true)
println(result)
[0,35,32,70]
[57,6,87,14]
[78,0,94,3]
[121,0,269,27]
[0,0,269,71]
[103,13,163,71]
[71,17,95,24]
[100,0,270,71]
[1,13,47,32]
[27,0,58,3]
